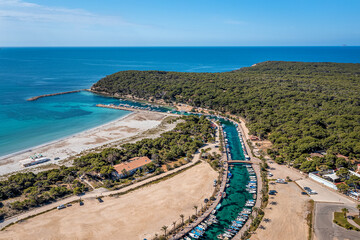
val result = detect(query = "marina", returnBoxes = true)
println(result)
[180,118,258,240]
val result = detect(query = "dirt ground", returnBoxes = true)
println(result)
[251,161,310,240]
[0,161,218,240]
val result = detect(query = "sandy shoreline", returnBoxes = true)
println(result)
[0,111,134,161]
[0,110,174,177]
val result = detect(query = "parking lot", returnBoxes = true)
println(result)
[296,179,355,205]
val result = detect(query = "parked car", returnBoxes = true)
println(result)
[276,179,285,184]
[269,190,277,195]
[57,204,66,210]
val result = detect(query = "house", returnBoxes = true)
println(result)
[249,135,259,141]
[113,156,151,178]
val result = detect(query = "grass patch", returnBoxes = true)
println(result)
[354,216,360,226]
[306,200,314,240]
[333,212,360,231]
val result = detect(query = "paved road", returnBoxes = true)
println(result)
[296,179,355,205]
[314,203,360,240]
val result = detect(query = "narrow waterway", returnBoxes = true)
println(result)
[221,119,245,161]
[202,165,252,239]
[199,119,253,239]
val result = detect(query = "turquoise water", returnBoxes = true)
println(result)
[222,119,245,160]
[1,47,360,157]
[0,91,131,156]
[202,164,252,239]
[201,119,251,239]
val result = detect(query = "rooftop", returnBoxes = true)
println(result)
[114,156,151,174]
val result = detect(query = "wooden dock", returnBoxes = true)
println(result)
[171,123,229,240]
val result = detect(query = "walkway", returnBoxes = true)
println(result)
[348,218,360,229]
[230,118,263,240]
[0,141,218,230]
[170,123,228,240]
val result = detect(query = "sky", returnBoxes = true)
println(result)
[0,0,360,46]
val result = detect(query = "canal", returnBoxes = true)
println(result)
[200,119,254,239]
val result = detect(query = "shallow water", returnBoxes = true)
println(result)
[1,47,359,156]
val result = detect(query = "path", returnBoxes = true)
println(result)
[0,141,218,230]
[231,118,262,240]
[170,122,226,240]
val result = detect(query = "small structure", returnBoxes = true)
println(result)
[249,135,259,141]
[309,171,338,190]
[322,172,340,183]
[113,156,151,178]
[20,156,50,167]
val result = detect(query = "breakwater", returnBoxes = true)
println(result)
[27,90,82,101]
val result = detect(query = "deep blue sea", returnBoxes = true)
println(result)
[1,47,360,157]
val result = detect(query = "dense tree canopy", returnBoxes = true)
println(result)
[0,115,213,217]
[92,61,360,166]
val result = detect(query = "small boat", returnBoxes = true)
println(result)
[189,232,199,239]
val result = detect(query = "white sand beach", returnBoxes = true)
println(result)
[0,111,176,177]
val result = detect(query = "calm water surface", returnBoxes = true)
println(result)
[1,47,359,156]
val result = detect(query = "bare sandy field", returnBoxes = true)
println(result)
[0,111,173,176]
[251,161,310,240]
[251,182,309,240]
[0,161,217,240]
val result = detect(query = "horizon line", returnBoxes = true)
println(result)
[1,45,359,48]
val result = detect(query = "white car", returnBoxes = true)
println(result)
[57,204,66,210]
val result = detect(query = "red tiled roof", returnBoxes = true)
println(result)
[114,156,151,174]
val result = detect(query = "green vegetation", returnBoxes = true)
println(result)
[92,61,360,172]
[307,200,315,240]
[333,211,360,231]
[0,115,214,219]
[354,216,360,226]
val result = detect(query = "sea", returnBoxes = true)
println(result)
[1,47,360,157]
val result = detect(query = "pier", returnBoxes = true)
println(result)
[27,90,82,101]
[173,117,262,240]
[171,123,229,240]
[96,103,140,112]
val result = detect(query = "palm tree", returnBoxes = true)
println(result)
[194,205,198,216]
[172,221,177,231]
[253,207,259,214]
[342,208,349,218]
[161,225,168,238]
[180,214,185,226]
[357,204,360,217]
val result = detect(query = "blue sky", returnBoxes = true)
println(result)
[0,0,359,46]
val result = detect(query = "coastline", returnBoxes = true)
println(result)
[0,111,134,162]
[0,110,173,177]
